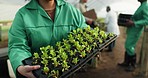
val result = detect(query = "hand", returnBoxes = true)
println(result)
[126,19,134,26]
[17,65,40,78]
[86,19,93,25]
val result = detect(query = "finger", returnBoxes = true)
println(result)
[25,65,40,72]
[32,65,40,70]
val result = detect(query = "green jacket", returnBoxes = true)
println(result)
[125,1,148,55]
[8,0,87,74]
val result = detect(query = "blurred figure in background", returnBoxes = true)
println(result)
[118,0,148,72]
[75,0,96,28]
[105,6,120,52]
[75,0,87,13]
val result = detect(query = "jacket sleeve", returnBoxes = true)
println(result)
[71,5,87,28]
[134,5,148,27]
[8,11,32,74]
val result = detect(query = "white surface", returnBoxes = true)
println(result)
[7,59,16,78]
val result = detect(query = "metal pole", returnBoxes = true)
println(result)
[0,26,2,41]
[137,26,148,78]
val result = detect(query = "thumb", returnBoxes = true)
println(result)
[25,65,40,72]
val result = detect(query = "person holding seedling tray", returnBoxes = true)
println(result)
[8,0,87,77]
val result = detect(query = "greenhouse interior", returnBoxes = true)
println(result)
[0,0,148,78]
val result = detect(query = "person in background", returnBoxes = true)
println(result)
[8,0,87,77]
[105,6,120,51]
[118,0,148,72]
[75,0,96,28]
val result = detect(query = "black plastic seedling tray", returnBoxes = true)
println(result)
[118,13,132,27]
[23,35,117,78]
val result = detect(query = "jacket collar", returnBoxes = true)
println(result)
[25,0,66,20]
[25,0,66,10]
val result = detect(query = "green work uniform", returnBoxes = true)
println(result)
[8,0,87,74]
[125,1,148,56]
